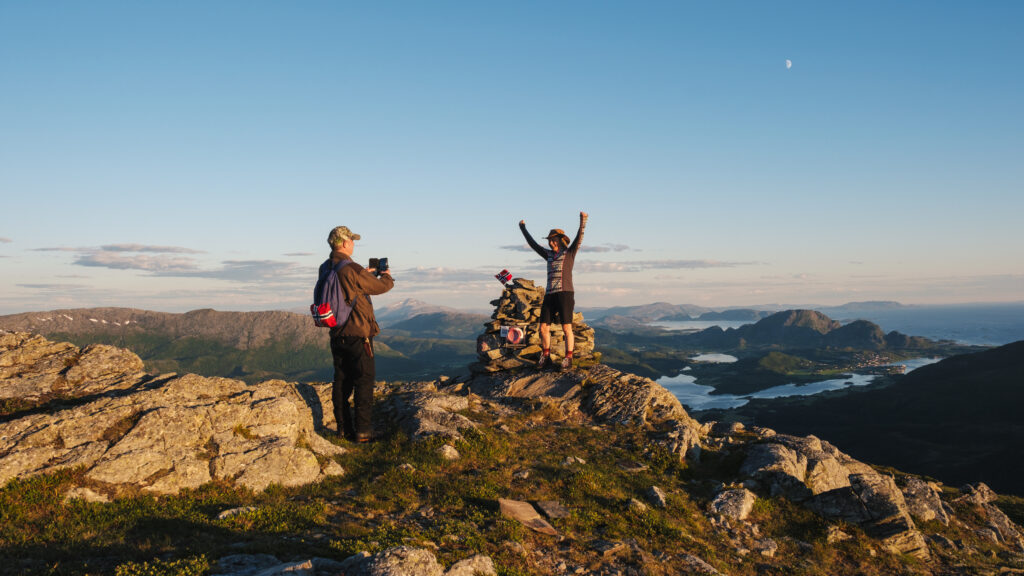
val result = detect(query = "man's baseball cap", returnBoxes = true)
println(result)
[328,226,361,247]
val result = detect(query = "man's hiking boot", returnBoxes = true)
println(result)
[536,354,552,370]
[560,356,572,372]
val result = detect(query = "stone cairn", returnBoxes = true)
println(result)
[472,278,596,373]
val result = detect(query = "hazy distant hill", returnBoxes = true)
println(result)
[0,307,476,383]
[376,298,474,326]
[0,307,323,349]
[386,311,489,339]
[726,340,1024,494]
[581,302,710,324]
[683,309,939,351]
[582,302,899,327]
[820,300,906,313]
[695,309,770,322]
[0,305,954,387]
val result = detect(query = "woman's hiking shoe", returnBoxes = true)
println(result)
[536,355,552,370]
[560,357,572,372]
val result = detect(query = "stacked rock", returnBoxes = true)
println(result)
[472,278,596,373]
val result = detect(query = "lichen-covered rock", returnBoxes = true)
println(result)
[340,546,444,576]
[0,331,146,400]
[382,381,477,440]
[742,434,930,559]
[958,482,998,506]
[445,554,497,576]
[710,488,757,521]
[956,483,1024,551]
[468,363,695,427]
[901,477,950,525]
[499,498,559,536]
[335,547,497,576]
[647,486,668,508]
[740,442,810,500]
[847,473,930,559]
[0,334,346,494]
[211,554,345,576]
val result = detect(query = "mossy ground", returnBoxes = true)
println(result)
[0,401,1018,576]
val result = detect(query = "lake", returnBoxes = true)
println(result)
[658,357,942,411]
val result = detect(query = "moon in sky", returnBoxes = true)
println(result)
[786,59,792,69]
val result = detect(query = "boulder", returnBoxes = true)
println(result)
[468,363,700,434]
[445,554,497,576]
[901,477,950,525]
[382,381,476,440]
[742,435,930,559]
[710,488,757,521]
[846,473,929,559]
[740,442,810,501]
[211,554,344,576]
[0,334,346,494]
[647,486,668,508]
[338,546,444,576]
[498,498,559,536]
[0,332,146,401]
[957,483,1024,551]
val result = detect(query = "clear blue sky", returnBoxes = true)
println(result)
[2,1,1022,314]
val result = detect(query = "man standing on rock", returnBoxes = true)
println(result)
[519,211,588,371]
[323,226,394,442]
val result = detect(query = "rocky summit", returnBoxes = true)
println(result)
[2,324,1024,575]
[0,331,345,495]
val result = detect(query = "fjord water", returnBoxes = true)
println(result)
[655,303,1024,411]
[660,357,941,411]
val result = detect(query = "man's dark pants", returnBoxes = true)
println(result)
[329,333,375,439]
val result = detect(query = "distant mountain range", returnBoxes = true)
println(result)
[375,298,480,326]
[581,301,906,328]
[0,307,324,349]
[675,309,939,351]
[579,302,712,323]
[0,307,482,383]
[0,305,952,386]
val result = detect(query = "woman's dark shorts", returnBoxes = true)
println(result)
[540,291,575,325]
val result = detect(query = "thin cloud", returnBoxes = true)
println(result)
[284,252,314,257]
[76,252,200,272]
[17,283,90,291]
[42,242,309,285]
[155,259,307,283]
[100,244,204,254]
[400,266,497,284]
[578,259,758,273]
[586,244,636,253]
[36,244,202,254]
[0,237,11,243]
[501,243,636,253]
[500,244,533,252]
